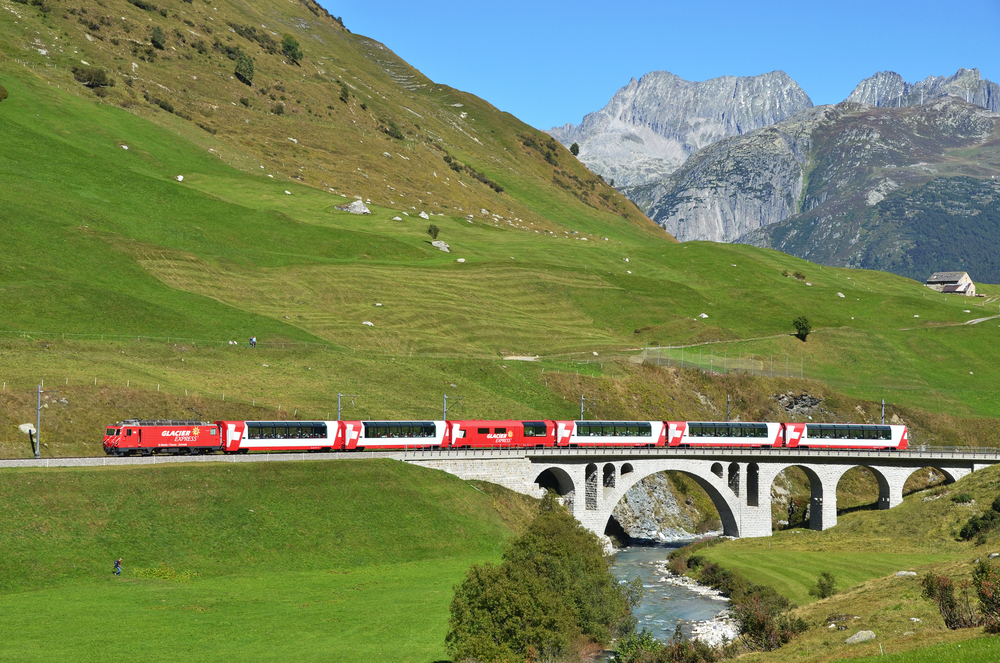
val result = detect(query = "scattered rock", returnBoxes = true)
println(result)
[480,208,489,215]
[431,240,450,253]
[287,137,297,144]
[837,292,845,298]
[990,553,1000,559]
[909,617,921,622]
[284,190,291,195]
[896,571,917,577]
[375,303,382,307]
[335,200,371,215]
[456,258,466,263]
[775,392,822,415]
[698,313,709,318]
[361,321,374,327]
[845,631,876,644]
[121,145,129,150]
[392,216,402,221]
[175,175,184,182]
[419,211,430,219]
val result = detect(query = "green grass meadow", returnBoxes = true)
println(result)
[0,460,537,661]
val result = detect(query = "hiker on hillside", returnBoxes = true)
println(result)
[114,558,122,576]
[249,336,257,348]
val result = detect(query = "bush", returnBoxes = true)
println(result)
[0,84,8,103]
[239,97,250,108]
[338,81,349,103]
[808,572,837,599]
[446,493,640,662]
[72,66,112,88]
[272,103,284,116]
[921,573,980,629]
[234,52,254,85]
[952,493,974,504]
[973,558,1000,633]
[427,224,440,240]
[570,142,580,156]
[281,34,303,64]
[151,26,166,49]
[156,98,174,113]
[792,316,811,341]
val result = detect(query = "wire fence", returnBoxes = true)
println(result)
[634,345,807,379]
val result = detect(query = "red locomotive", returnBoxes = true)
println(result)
[102,417,906,456]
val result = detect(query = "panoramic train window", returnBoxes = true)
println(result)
[805,424,892,440]
[523,422,547,437]
[574,422,652,437]
[363,422,436,438]
[688,423,769,438]
[478,428,489,435]
[247,422,327,439]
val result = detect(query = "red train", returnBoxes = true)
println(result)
[102,418,907,456]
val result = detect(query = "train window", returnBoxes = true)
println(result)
[126,429,132,436]
[210,428,217,435]
[523,422,547,437]
[880,426,891,440]
[106,429,115,436]
[494,427,506,435]
[116,429,122,435]
[478,428,489,435]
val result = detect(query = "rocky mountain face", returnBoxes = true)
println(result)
[628,97,1000,275]
[547,71,813,189]
[847,68,998,112]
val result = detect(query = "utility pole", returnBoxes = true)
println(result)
[443,394,463,419]
[35,385,41,458]
[881,399,885,425]
[337,393,358,420]
[727,395,731,422]
[580,395,598,420]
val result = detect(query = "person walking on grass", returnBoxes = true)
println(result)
[114,558,122,576]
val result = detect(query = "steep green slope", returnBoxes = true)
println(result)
[1,1,999,459]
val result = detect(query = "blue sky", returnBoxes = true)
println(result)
[325,1,1000,130]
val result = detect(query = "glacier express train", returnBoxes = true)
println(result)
[102,418,906,456]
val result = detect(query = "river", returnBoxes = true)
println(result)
[609,542,737,647]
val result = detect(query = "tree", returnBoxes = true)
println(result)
[792,316,811,341]
[0,84,8,103]
[446,493,640,662]
[570,142,580,156]
[151,26,166,50]
[234,52,254,86]
[281,34,303,64]
[809,571,837,599]
[427,224,440,240]
[72,66,113,88]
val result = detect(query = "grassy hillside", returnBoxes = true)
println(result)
[698,463,1000,662]
[0,459,537,661]
[1,0,1000,461]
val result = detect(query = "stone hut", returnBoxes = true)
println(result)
[925,271,976,296]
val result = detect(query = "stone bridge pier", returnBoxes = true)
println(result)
[406,450,996,539]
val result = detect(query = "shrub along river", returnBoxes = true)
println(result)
[610,542,737,646]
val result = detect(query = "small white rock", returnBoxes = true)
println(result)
[419,211,430,219]
[362,321,374,327]
[456,258,466,263]
[121,145,129,150]
[699,313,709,318]
[837,292,845,298]
[175,175,184,182]
[392,216,402,221]
[375,303,382,307]
[285,190,291,195]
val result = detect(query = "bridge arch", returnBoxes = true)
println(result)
[596,461,740,539]
[764,463,834,531]
[534,467,576,511]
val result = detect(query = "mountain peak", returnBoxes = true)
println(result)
[547,70,812,188]
[846,68,998,111]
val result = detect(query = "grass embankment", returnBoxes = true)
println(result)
[694,464,1000,662]
[0,459,537,661]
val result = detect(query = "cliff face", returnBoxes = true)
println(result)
[547,71,813,189]
[846,67,999,112]
[631,98,1000,252]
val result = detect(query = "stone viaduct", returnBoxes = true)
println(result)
[403,447,1000,538]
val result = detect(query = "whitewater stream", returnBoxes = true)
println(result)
[609,542,736,647]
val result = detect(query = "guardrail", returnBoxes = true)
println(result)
[2,445,998,470]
